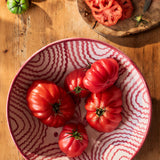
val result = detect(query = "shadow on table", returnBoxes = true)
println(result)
[104,26,160,48]
[31,0,47,2]
[15,2,60,48]
[19,2,52,25]
[1,1,60,58]
[134,98,160,159]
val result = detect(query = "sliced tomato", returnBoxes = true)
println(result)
[92,1,122,26]
[85,0,114,12]
[116,0,133,20]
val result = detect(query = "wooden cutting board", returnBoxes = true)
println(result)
[77,0,160,37]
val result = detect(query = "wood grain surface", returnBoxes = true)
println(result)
[0,0,160,159]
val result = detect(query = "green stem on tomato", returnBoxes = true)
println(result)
[67,129,83,140]
[96,108,106,117]
[74,86,83,94]
[134,15,149,27]
[52,100,61,113]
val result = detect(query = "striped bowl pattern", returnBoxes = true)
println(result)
[7,38,151,160]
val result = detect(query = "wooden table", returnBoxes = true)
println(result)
[0,0,159,159]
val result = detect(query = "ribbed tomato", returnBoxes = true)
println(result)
[85,85,122,132]
[64,68,90,98]
[83,58,119,93]
[92,1,122,26]
[58,123,89,157]
[116,0,133,20]
[26,80,75,127]
[85,0,114,12]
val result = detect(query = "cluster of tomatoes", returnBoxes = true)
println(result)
[85,0,133,26]
[26,58,123,157]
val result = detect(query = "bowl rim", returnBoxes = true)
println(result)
[6,37,152,160]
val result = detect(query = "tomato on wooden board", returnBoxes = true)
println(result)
[26,80,75,127]
[116,0,133,20]
[7,0,29,14]
[58,123,89,157]
[85,85,122,132]
[85,0,114,12]
[92,1,122,26]
[83,58,119,93]
[64,68,90,98]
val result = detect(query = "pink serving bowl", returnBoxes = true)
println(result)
[7,38,152,160]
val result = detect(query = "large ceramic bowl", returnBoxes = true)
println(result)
[7,38,151,160]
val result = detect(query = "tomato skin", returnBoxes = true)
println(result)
[26,80,75,127]
[85,85,122,132]
[64,68,90,98]
[83,58,119,93]
[7,0,29,14]
[58,123,89,157]
[116,0,133,20]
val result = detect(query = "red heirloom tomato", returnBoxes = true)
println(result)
[83,58,119,93]
[92,1,122,26]
[58,123,89,157]
[85,85,122,132]
[26,80,75,127]
[64,68,90,98]
[116,0,133,20]
[85,0,114,12]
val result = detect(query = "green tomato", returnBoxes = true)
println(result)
[7,0,29,14]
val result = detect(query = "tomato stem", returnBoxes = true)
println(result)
[134,15,148,27]
[96,108,105,117]
[74,86,83,94]
[86,61,92,69]
[68,129,83,140]
[92,21,98,29]
[52,102,60,113]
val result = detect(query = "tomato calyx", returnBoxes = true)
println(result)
[73,86,83,94]
[96,108,106,117]
[52,102,60,113]
[67,129,83,140]
[83,62,92,72]
[86,62,91,69]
